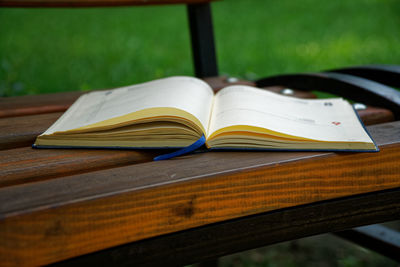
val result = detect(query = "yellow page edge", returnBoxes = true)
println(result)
[207,125,320,143]
[45,107,206,137]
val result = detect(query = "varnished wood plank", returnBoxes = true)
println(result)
[357,106,394,126]
[0,112,62,150]
[0,0,214,7]
[54,189,400,267]
[0,147,157,188]
[0,92,82,118]
[0,85,392,151]
[0,121,399,266]
[0,106,392,151]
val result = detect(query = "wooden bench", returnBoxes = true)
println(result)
[1,74,400,266]
[1,1,400,265]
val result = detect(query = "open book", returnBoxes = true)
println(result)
[34,76,377,152]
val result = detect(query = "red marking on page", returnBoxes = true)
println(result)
[332,121,341,126]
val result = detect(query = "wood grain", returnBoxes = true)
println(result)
[0,121,399,266]
[0,84,392,151]
[0,92,82,118]
[0,106,392,151]
[0,147,157,187]
[0,112,62,150]
[0,0,215,7]
[54,188,400,266]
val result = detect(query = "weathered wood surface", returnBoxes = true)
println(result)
[0,103,392,152]
[0,0,215,7]
[0,92,82,118]
[0,76,398,266]
[0,121,399,266]
[54,188,400,266]
[0,112,63,150]
[0,147,157,187]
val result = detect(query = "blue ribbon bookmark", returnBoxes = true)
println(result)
[153,135,206,161]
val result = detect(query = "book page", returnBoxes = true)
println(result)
[42,76,214,135]
[208,85,372,143]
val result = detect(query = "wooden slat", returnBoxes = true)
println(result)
[357,106,394,125]
[54,189,400,266]
[0,91,82,118]
[0,147,157,188]
[0,112,62,150]
[0,112,156,187]
[0,104,392,151]
[0,121,399,266]
[0,0,214,7]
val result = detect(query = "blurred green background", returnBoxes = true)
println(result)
[1,0,400,266]
[1,0,400,96]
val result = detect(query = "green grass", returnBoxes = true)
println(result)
[1,0,400,96]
